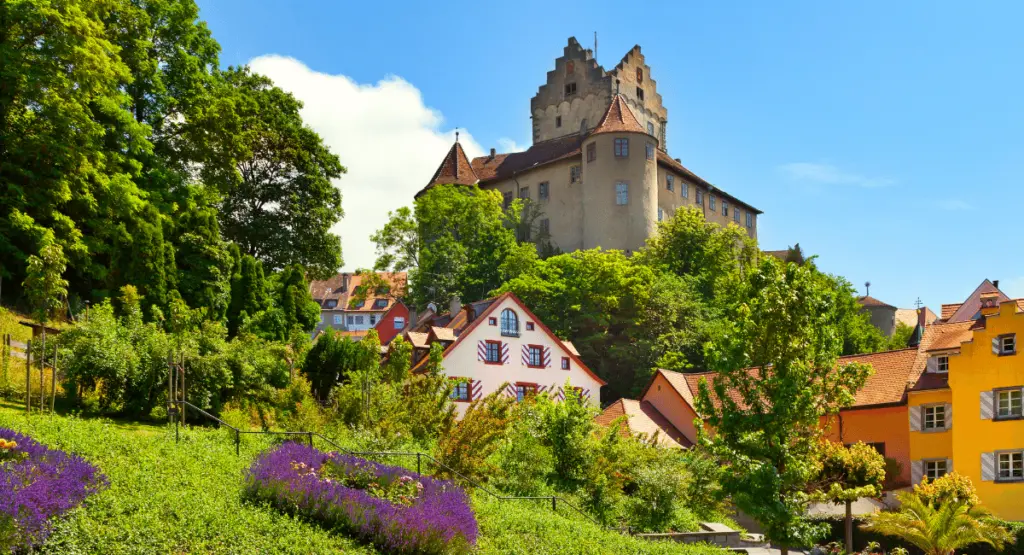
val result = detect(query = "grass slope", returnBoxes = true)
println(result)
[0,405,723,554]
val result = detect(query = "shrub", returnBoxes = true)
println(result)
[434,389,514,484]
[246,442,477,554]
[913,472,981,508]
[489,401,553,496]
[0,428,107,552]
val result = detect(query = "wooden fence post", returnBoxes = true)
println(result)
[2,334,9,390]
[50,340,58,413]
[25,339,32,415]
[39,329,46,414]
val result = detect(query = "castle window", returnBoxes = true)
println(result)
[666,174,674,192]
[658,207,663,222]
[616,182,628,205]
[555,116,562,128]
[586,143,596,162]
[646,142,655,160]
[539,182,549,200]
[681,182,688,198]
[580,119,587,133]
[614,138,629,158]
[709,195,716,211]
[696,190,703,205]
[734,207,741,223]
[540,218,550,236]
[519,187,530,200]
[722,201,728,217]
[503,191,513,209]
[746,211,753,228]
[564,82,577,97]
[566,60,575,75]
[647,122,655,135]
[570,166,581,183]
[636,87,644,101]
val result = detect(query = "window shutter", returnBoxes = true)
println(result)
[945,403,953,430]
[981,452,995,481]
[477,340,486,361]
[502,342,510,364]
[543,347,551,368]
[521,345,529,366]
[980,391,994,420]
[911,461,924,484]
[926,357,937,373]
[909,406,922,432]
[992,337,1001,354]
[946,458,954,474]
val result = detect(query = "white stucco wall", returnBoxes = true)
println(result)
[439,296,603,417]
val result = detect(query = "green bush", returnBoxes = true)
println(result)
[810,516,1024,555]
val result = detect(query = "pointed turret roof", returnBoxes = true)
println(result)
[590,94,647,137]
[418,139,479,197]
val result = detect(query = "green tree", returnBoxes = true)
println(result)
[23,235,69,323]
[434,388,515,482]
[810,441,886,553]
[372,184,521,309]
[888,322,916,351]
[203,66,345,279]
[227,254,269,336]
[696,256,873,553]
[862,490,1013,555]
[172,198,233,320]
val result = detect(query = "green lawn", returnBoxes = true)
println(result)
[0,407,723,554]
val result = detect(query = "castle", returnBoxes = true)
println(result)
[418,37,760,254]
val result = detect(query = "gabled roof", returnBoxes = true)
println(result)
[857,295,895,309]
[596,399,691,448]
[940,304,962,321]
[471,133,583,184]
[418,141,479,197]
[921,321,979,353]
[945,280,1009,323]
[590,94,646,136]
[407,292,607,386]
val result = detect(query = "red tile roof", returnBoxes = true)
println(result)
[418,141,479,197]
[590,94,646,136]
[656,150,762,214]
[309,272,407,313]
[920,320,978,353]
[595,399,691,448]
[472,134,583,184]
[940,303,962,321]
[857,296,895,309]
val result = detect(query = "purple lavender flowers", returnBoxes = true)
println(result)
[0,428,108,552]
[246,443,477,554]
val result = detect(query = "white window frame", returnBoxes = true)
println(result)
[333,315,342,325]
[393,317,405,330]
[614,138,629,158]
[355,315,364,325]
[925,459,948,480]
[1001,334,1016,355]
[615,182,628,205]
[996,389,1023,419]
[346,315,354,325]
[539,181,549,199]
[681,181,688,198]
[647,122,655,135]
[645,142,655,160]
[936,356,949,372]
[923,404,946,430]
[998,451,1024,481]
[570,166,581,183]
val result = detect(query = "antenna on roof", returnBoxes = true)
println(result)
[865,281,871,296]
[915,297,923,310]
[455,128,459,143]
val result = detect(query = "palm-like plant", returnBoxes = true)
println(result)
[862,491,1014,555]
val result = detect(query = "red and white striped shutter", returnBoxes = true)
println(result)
[502,342,510,364]
[543,347,551,367]
[477,340,486,361]
[504,383,517,398]
[556,386,565,401]
[471,379,483,401]
[521,345,529,366]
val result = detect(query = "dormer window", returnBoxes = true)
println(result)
[936,356,949,373]
[325,300,337,309]
[564,82,577,97]
[373,299,388,309]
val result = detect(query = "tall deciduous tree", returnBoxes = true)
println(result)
[372,184,522,309]
[203,67,345,279]
[696,256,873,553]
[23,234,69,324]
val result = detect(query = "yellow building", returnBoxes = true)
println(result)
[908,290,1024,520]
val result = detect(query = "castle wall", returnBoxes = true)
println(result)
[581,132,657,253]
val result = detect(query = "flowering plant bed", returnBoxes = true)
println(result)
[0,428,108,552]
[246,442,477,554]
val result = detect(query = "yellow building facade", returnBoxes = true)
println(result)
[908,294,1024,520]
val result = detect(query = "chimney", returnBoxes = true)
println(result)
[407,308,417,332]
[675,158,681,163]
[993,279,1000,289]
[489,148,496,159]
[449,296,462,317]
[980,292,1000,316]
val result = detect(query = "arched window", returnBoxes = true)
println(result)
[500,308,519,337]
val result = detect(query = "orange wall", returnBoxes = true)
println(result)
[644,373,701,444]
[825,405,911,487]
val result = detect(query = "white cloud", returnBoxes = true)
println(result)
[937,199,974,211]
[248,55,485,271]
[496,137,527,153]
[778,162,895,188]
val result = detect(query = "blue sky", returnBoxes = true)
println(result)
[198,1,1024,312]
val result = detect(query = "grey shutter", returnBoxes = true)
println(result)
[992,337,1001,354]
[981,452,996,481]
[909,406,922,432]
[925,357,938,373]
[981,391,994,420]
[946,458,954,474]
[945,403,953,430]
[911,460,924,484]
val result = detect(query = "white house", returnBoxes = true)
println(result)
[403,292,605,416]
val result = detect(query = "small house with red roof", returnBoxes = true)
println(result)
[308,272,407,337]
[396,292,605,417]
